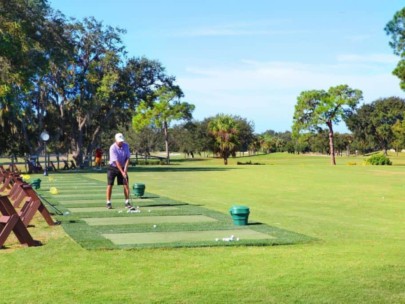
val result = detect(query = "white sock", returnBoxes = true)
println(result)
[107,200,111,205]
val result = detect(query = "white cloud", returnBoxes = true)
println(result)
[337,54,398,64]
[177,56,404,133]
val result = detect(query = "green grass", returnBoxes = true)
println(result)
[1,152,405,303]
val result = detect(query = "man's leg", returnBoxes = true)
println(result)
[123,183,129,200]
[106,185,113,201]
[106,167,115,209]
[106,185,113,209]
[120,174,131,208]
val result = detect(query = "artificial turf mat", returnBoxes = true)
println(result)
[84,215,218,226]
[104,229,274,245]
[67,206,178,213]
[34,173,314,249]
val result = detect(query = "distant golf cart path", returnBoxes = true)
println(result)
[36,174,313,249]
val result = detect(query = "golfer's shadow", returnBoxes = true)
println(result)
[140,203,190,207]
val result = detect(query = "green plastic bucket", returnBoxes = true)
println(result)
[132,183,146,197]
[229,205,250,226]
[30,178,41,190]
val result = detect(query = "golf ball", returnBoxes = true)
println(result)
[148,209,151,212]
[153,225,157,228]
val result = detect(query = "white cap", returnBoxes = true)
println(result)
[115,133,125,143]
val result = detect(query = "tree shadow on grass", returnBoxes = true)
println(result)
[139,203,190,207]
[136,195,160,199]
[127,166,236,173]
[47,166,235,176]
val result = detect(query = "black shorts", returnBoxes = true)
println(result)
[107,166,128,185]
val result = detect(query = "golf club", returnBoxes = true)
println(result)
[37,192,65,216]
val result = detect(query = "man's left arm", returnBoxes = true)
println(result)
[124,145,131,173]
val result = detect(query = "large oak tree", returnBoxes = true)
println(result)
[0,0,70,155]
[345,97,405,154]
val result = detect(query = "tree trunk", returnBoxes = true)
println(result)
[74,115,87,167]
[327,121,336,165]
[86,125,102,163]
[21,118,33,154]
[222,148,229,165]
[163,121,170,164]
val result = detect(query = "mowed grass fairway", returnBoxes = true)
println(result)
[1,153,404,303]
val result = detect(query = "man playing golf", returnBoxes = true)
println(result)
[106,133,132,209]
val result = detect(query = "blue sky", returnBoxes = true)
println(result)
[49,0,404,133]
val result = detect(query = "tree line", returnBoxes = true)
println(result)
[124,95,405,165]
[1,1,405,165]
[0,0,183,166]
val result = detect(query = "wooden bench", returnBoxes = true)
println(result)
[49,161,58,171]
[62,160,70,170]
[8,163,20,173]
[18,184,56,226]
[0,172,19,193]
[1,175,56,226]
[0,195,41,248]
[27,161,42,174]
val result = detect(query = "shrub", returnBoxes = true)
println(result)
[365,153,392,165]
[236,161,264,165]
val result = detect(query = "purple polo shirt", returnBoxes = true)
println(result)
[109,142,131,167]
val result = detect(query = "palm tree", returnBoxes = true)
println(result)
[208,114,239,165]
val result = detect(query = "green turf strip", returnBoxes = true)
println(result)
[50,194,124,200]
[46,185,102,190]
[35,174,313,249]
[49,193,109,198]
[103,229,274,245]
[68,206,178,213]
[44,181,102,185]
[83,215,218,226]
[57,200,108,205]
[43,182,100,186]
